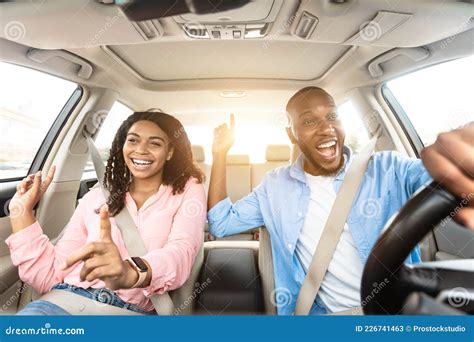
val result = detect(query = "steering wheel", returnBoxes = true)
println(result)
[361,181,474,315]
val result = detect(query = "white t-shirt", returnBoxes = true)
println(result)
[295,173,363,312]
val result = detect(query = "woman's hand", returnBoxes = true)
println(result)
[212,113,235,156]
[421,122,474,229]
[60,205,139,290]
[9,166,56,234]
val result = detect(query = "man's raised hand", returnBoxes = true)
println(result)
[212,113,236,156]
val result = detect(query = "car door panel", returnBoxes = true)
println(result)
[0,182,24,312]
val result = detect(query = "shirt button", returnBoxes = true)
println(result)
[288,243,293,249]
[298,212,302,217]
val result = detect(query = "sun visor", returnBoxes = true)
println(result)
[344,11,412,46]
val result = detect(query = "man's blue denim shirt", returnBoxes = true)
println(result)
[207,147,432,315]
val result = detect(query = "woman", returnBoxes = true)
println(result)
[6,111,206,315]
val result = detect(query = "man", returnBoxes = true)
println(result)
[207,86,473,315]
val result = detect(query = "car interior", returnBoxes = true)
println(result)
[0,0,473,315]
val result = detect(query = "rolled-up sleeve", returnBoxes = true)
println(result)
[391,152,432,263]
[207,180,266,238]
[141,181,206,296]
[392,152,432,196]
[5,197,88,294]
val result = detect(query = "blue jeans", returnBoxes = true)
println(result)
[17,299,70,315]
[309,296,329,315]
[17,283,154,315]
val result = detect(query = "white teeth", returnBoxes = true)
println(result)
[317,141,336,149]
[132,159,152,165]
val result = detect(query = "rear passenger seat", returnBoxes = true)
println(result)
[192,144,291,199]
[251,144,291,188]
[191,144,290,241]
[226,154,251,202]
[191,145,210,195]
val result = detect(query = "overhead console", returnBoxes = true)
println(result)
[174,0,283,39]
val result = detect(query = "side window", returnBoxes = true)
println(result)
[82,102,133,180]
[0,62,77,180]
[385,55,474,146]
[338,101,370,153]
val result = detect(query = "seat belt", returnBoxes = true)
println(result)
[258,227,277,315]
[294,129,380,315]
[85,134,174,315]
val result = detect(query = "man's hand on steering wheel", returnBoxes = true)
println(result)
[421,122,474,230]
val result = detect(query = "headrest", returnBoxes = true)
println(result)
[227,154,250,165]
[192,145,205,162]
[265,145,290,162]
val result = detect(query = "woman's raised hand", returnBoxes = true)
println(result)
[60,205,139,290]
[10,166,56,214]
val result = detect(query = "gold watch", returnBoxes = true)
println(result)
[127,257,148,289]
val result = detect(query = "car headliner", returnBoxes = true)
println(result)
[0,0,472,115]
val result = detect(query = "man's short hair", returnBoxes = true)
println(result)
[285,87,334,126]
[286,86,333,109]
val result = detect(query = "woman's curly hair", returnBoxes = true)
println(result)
[103,111,204,216]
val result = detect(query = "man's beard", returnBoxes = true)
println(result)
[303,152,345,177]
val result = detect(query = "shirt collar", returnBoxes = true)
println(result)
[125,183,169,213]
[289,145,353,184]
